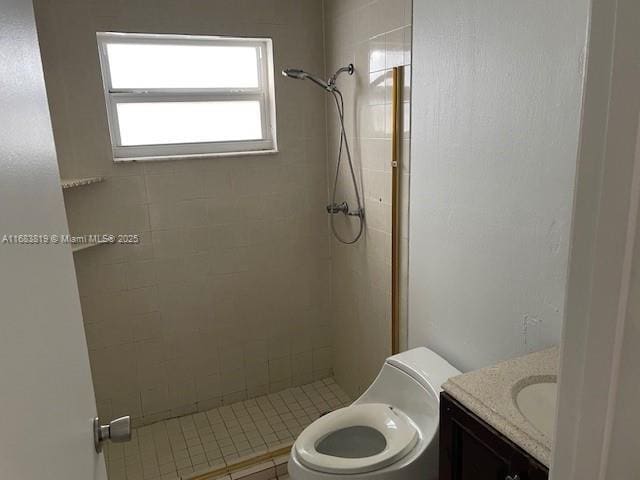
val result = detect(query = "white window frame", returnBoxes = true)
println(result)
[96,32,278,162]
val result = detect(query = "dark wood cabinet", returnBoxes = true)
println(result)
[440,392,549,480]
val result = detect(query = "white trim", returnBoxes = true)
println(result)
[97,31,267,47]
[598,116,640,478]
[112,140,276,160]
[108,89,264,97]
[96,32,277,162]
[113,148,279,163]
[552,0,640,476]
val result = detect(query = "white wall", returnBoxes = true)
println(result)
[408,0,590,371]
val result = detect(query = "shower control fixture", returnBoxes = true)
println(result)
[94,415,132,452]
[282,63,364,244]
[326,202,349,215]
[326,202,364,218]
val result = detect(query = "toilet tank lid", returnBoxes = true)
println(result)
[386,347,461,394]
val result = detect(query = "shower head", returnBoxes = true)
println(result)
[282,68,308,80]
[282,68,331,91]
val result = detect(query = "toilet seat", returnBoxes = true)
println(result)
[294,403,419,474]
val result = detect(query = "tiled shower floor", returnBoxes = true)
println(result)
[105,378,351,480]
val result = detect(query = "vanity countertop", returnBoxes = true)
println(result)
[442,347,559,467]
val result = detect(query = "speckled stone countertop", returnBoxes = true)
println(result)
[442,347,559,467]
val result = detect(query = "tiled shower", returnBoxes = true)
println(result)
[33,0,412,478]
[104,379,350,479]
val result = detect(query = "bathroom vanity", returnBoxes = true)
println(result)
[439,348,558,480]
[440,393,548,479]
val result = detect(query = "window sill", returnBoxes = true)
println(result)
[113,148,279,163]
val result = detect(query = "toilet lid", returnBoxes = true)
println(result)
[294,403,419,474]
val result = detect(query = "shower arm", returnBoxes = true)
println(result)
[328,64,355,90]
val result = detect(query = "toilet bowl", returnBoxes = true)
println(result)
[288,348,460,480]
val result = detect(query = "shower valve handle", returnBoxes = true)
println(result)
[326,202,349,215]
[348,208,365,219]
[326,202,364,219]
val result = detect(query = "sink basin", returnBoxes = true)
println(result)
[515,379,557,438]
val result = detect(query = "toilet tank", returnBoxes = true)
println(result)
[353,347,460,450]
[386,347,461,395]
[354,347,460,409]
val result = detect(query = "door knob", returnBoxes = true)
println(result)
[93,416,131,453]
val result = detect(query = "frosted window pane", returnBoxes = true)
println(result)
[116,101,263,146]
[106,43,259,89]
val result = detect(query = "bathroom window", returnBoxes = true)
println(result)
[97,32,277,161]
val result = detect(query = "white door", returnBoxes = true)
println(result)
[0,1,108,479]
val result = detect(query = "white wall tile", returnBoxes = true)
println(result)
[142,384,169,416]
[325,0,412,398]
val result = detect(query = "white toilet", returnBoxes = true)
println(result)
[288,348,460,480]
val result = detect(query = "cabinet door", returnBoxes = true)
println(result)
[526,460,551,480]
[440,393,549,480]
[441,394,512,479]
[456,425,511,479]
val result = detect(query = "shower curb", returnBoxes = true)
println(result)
[183,444,291,480]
